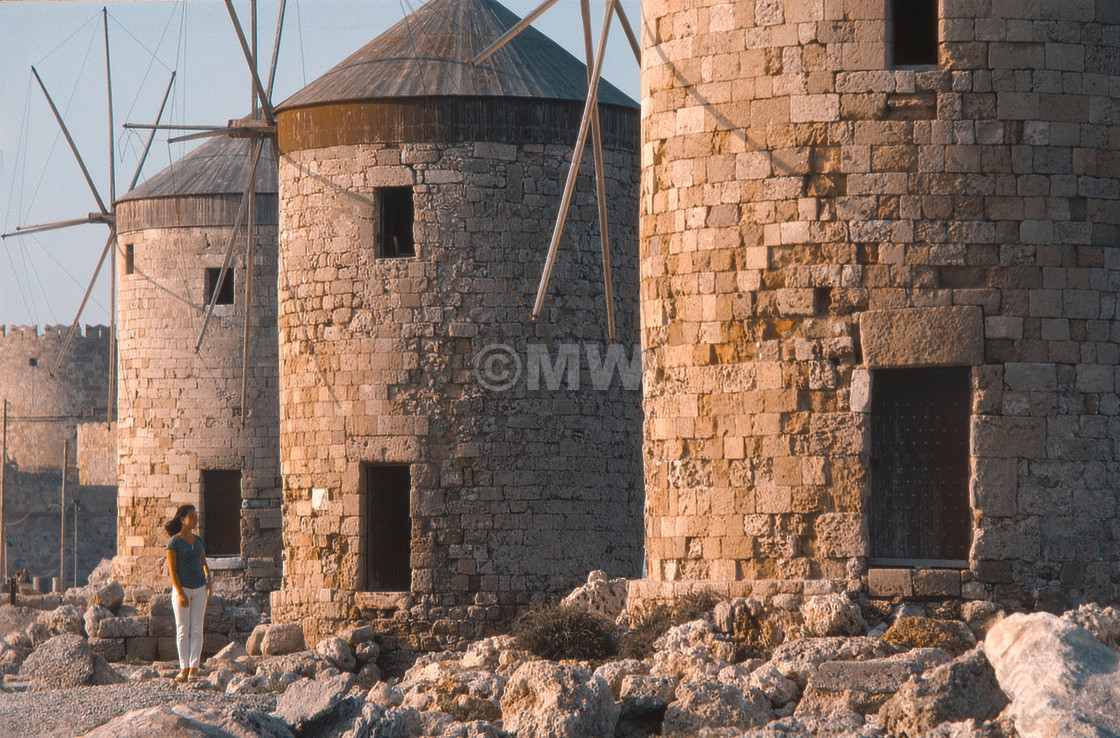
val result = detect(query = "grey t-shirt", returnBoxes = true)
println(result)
[167,534,207,589]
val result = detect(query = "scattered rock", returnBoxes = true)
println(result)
[96,581,126,612]
[561,570,630,620]
[884,617,976,657]
[83,604,113,638]
[746,662,799,707]
[246,624,269,656]
[316,635,357,672]
[769,636,897,688]
[261,623,305,657]
[19,632,95,689]
[500,660,617,738]
[878,648,1008,737]
[1063,602,1120,651]
[273,672,357,729]
[662,677,773,734]
[800,594,867,637]
[81,704,295,738]
[984,611,1120,738]
[795,657,925,717]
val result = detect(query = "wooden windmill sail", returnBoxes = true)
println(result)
[1,8,175,402]
[473,0,641,342]
[123,0,286,427]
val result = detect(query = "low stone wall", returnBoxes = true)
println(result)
[271,587,509,651]
[8,590,260,663]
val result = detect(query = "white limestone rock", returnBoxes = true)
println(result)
[80,704,294,738]
[500,660,617,738]
[984,611,1120,738]
[800,593,867,637]
[317,634,357,672]
[662,677,773,734]
[560,570,629,620]
[261,623,305,656]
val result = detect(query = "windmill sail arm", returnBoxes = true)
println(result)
[31,67,110,216]
[2,214,113,239]
[471,0,562,66]
[128,71,176,193]
[223,0,275,124]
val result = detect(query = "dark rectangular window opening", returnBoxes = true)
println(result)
[892,0,939,67]
[377,186,415,258]
[869,367,971,564]
[205,267,234,305]
[202,469,242,556]
[124,243,134,275]
[363,463,412,591]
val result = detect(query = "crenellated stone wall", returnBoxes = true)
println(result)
[640,0,1120,609]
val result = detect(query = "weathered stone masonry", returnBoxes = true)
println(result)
[638,0,1120,609]
[114,136,282,600]
[0,324,116,585]
[270,0,645,648]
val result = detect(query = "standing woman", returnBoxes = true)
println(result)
[165,504,212,682]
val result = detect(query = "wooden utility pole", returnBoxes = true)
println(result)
[1,399,7,582]
[60,440,68,587]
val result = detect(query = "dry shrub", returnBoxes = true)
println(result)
[512,604,618,662]
[883,616,975,656]
[619,591,718,660]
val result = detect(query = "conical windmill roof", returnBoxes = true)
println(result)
[276,0,636,112]
[117,133,277,203]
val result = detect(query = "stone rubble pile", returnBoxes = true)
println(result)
[3,581,1120,737]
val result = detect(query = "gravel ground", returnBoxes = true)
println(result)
[0,679,278,738]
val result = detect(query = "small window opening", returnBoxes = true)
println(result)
[28,358,37,367]
[869,367,971,564]
[124,244,134,275]
[363,463,412,591]
[205,267,234,305]
[892,0,939,67]
[377,186,415,258]
[202,469,242,556]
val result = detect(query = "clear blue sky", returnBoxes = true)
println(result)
[0,0,641,328]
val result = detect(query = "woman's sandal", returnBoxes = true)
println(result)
[187,668,199,683]
[176,669,189,683]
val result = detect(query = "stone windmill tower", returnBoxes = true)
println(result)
[638,0,1120,610]
[113,133,282,597]
[270,0,643,646]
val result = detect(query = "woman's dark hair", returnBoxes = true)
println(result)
[164,504,195,536]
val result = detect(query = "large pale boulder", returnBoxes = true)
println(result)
[19,632,94,689]
[795,658,925,717]
[878,648,1008,737]
[662,677,773,734]
[81,704,294,738]
[984,611,1120,738]
[500,660,617,738]
[273,672,357,729]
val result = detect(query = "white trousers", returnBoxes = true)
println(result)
[172,585,208,669]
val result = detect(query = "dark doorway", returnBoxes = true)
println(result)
[870,367,971,563]
[377,186,415,258]
[202,469,242,556]
[363,464,412,591]
[892,0,939,67]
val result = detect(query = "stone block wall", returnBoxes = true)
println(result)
[0,324,112,470]
[3,466,116,587]
[114,201,282,599]
[273,138,643,648]
[640,0,1120,606]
